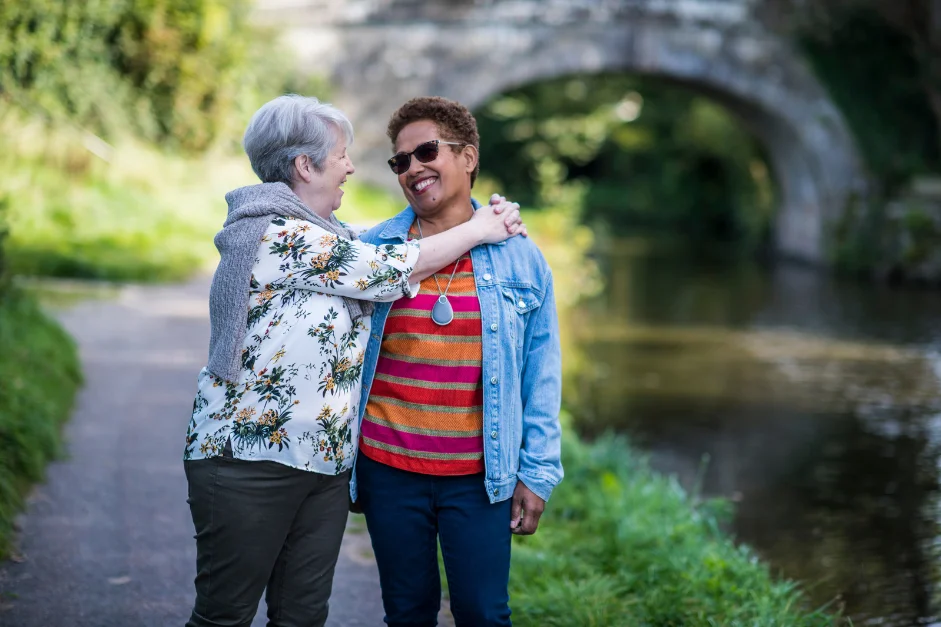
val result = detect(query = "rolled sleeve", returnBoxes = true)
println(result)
[517,471,557,503]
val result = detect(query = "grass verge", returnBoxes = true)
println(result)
[506,426,844,626]
[0,292,82,559]
[435,425,843,624]
[0,112,242,282]
[0,109,417,283]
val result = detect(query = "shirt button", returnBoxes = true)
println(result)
[490,323,498,332]
[490,430,498,439]
[490,377,498,385]
[483,273,492,281]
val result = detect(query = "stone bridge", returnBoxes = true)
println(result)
[253,0,865,264]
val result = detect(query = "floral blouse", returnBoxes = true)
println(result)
[184,216,420,475]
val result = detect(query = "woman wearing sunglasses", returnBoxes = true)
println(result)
[352,96,564,626]
[182,94,524,627]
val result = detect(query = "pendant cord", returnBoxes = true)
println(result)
[415,219,460,299]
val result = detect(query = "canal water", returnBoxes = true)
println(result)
[569,237,941,625]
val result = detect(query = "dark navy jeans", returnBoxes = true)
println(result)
[356,453,513,627]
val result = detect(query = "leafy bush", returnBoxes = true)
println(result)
[0,292,82,558]
[0,0,296,150]
[0,196,81,558]
[800,9,940,194]
[0,196,9,293]
[0,110,234,281]
[0,0,333,281]
[0,1,130,133]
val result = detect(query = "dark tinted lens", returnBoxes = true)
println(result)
[413,141,440,164]
[388,153,410,174]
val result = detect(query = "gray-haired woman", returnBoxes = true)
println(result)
[182,94,524,627]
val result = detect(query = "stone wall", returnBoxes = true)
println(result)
[253,0,865,264]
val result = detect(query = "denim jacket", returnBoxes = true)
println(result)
[350,201,563,504]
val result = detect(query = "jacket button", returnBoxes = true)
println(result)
[518,300,526,308]
[490,430,498,439]
[490,323,498,332]
[490,377,498,385]
[483,273,492,281]
[493,488,499,496]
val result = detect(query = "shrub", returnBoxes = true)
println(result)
[0,0,294,150]
[0,292,82,558]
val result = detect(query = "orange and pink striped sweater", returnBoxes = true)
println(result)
[359,251,484,475]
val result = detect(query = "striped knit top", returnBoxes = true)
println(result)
[359,241,484,476]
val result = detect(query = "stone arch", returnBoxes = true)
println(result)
[261,2,865,263]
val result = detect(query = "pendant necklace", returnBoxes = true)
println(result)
[416,219,459,326]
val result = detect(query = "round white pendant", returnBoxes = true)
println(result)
[431,295,454,326]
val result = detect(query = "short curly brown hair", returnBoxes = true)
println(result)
[387,96,480,187]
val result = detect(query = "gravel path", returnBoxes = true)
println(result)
[0,278,398,627]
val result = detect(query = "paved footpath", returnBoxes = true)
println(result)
[0,278,432,627]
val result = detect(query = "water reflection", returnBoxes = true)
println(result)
[569,237,941,625]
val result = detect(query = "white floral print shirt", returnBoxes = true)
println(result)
[185,216,420,475]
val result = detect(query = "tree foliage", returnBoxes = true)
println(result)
[477,75,775,250]
[764,0,941,189]
[0,197,8,296]
[768,0,940,118]
[0,0,289,150]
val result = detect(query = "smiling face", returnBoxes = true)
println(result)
[310,135,355,214]
[393,120,476,217]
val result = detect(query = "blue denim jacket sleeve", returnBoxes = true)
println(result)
[517,267,564,502]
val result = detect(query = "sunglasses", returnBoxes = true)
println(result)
[387,139,466,175]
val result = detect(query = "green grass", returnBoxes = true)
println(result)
[0,109,420,283]
[0,112,242,282]
[0,291,82,558]
[505,425,845,626]
[434,421,844,625]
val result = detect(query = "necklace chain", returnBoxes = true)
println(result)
[415,219,460,298]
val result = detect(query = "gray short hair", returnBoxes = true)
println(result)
[243,94,354,184]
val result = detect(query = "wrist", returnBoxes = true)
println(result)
[464,219,487,247]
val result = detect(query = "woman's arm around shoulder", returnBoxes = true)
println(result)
[251,217,420,302]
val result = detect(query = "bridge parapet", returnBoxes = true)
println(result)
[255,0,765,28]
